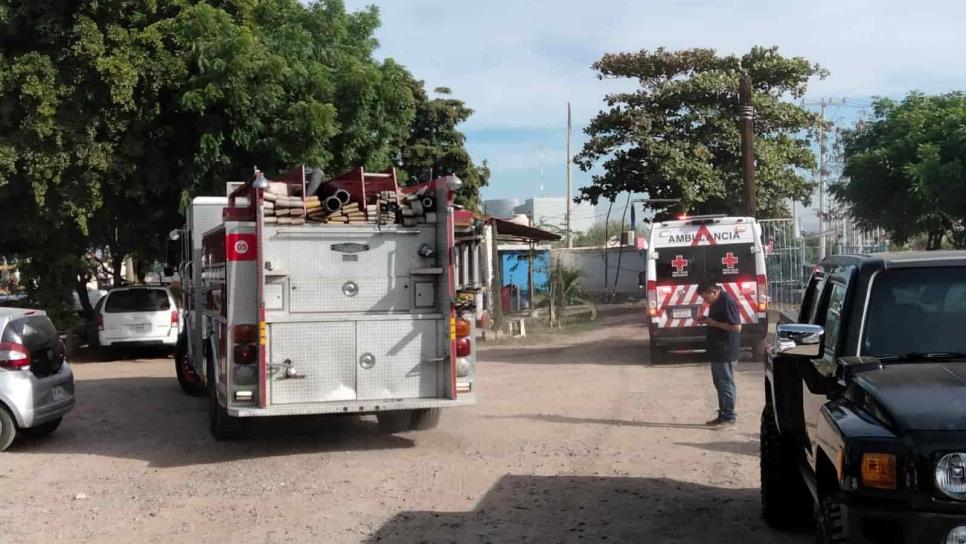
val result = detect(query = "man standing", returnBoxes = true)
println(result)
[697,282,742,427]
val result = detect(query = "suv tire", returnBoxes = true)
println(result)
[409,408,442,430]
[815,494,846,544]
[175,331,206,397]
[761,401,812,529]
[0,406,16,451]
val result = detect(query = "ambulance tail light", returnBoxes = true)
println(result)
[646,281,658,317]
[757,275,769,312]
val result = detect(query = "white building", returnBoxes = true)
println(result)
[484,197,597,235]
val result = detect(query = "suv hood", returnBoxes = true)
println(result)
[853,363,966,433]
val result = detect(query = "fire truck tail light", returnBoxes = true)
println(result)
[233,344,258,365]
[455,318,471,338]
[456,381,472,393]
[0,342,31,369]
[231,324,258,344]
[234,390,254,402]
[455,337,471,358]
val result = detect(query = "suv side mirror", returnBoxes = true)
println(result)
[776,323,824,358]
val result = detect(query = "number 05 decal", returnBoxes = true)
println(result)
[227,233,257,261]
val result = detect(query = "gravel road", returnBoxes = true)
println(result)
[0,314,811,544]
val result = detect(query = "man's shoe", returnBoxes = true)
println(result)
[705,417,737,427]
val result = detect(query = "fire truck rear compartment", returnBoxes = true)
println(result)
[259,224,450,408]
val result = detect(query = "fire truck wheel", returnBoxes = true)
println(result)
[377,411,413,434]
[175,332,206,397]
[207,354,244,441]
[649,343,666,364]
[409,408,441,431]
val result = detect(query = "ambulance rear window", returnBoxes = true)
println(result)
[705,244,756,283]
[655,249,703,284]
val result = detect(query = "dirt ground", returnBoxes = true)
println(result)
[0,314,811,544]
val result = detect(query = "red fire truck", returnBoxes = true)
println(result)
[172,166,480,439]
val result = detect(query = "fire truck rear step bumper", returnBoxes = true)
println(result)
[228,395,477,417]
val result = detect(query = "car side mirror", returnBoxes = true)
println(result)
[776,323,824,358]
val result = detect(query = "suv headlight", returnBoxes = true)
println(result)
[936,453,966,500]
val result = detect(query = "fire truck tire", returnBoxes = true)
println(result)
[207,353,244,441]
[649,343,666,364]
[409,408,442,430]
[377,411,413,434]
[175,332,206,397]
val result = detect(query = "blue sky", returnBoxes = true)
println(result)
[345,0,966,211]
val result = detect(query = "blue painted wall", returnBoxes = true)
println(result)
[500,250,550,293]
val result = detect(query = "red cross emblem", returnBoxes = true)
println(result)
[671,255,689,273]
[721,252,739,268]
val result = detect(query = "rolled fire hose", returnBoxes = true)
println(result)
[421,196,435,211]
[324,195,343,213]
[334,189,351,204]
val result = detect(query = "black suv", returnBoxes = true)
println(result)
[762,251,966,543]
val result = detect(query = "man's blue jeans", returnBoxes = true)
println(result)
[711,360,738,421]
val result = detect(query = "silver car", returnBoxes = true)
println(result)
[0,307,75,451]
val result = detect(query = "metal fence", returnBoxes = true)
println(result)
[760,217,887,317]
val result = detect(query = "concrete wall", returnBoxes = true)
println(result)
[554,247,647,295]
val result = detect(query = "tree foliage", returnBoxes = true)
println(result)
[833,92,966,249]
[0,0,486,320]
[397,84,489,210]
[575,46,826,218]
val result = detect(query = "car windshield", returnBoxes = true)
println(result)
[862,268,966,358]
[104,289,170,313]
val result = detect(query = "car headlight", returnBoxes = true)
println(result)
[936,453,966,500]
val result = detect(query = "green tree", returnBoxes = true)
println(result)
[833,92,966,250]
[397,83,489,210]
[575,46,826,218]
[572,221,628,248]
[0,0,419,319]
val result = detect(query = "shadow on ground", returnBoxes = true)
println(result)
[676,440,761,457]
[8,376,413,467]
[70,344,174,364]
[480,339,766,367]
[486,413,713,431]
[364,474,810,544]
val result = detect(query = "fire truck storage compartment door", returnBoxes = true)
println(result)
[356,319,440,401]
[268,321,357,404]
[263,227,435,314]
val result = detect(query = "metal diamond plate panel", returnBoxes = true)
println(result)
[268,322,356,404]
[356,319,440,401]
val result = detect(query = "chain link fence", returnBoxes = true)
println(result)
[760,217,886,317]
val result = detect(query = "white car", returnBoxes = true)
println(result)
[96,287,181,349]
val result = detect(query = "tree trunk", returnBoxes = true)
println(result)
[111,254,124,287]
[73,278,94,321]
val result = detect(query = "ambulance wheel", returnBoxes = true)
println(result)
[752,339,767,362]
[649,343,666,364]
[409,408,442,431]
[175,332,206,397]
[207,353,244,441]
[377,411,413,434]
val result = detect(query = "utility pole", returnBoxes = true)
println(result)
[739,75,756,217]
[818,99,827,260]
[566,102,573,248]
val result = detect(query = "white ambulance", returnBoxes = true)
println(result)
[644,215,769,363]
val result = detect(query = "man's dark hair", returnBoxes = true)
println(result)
[697,281,721,294]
